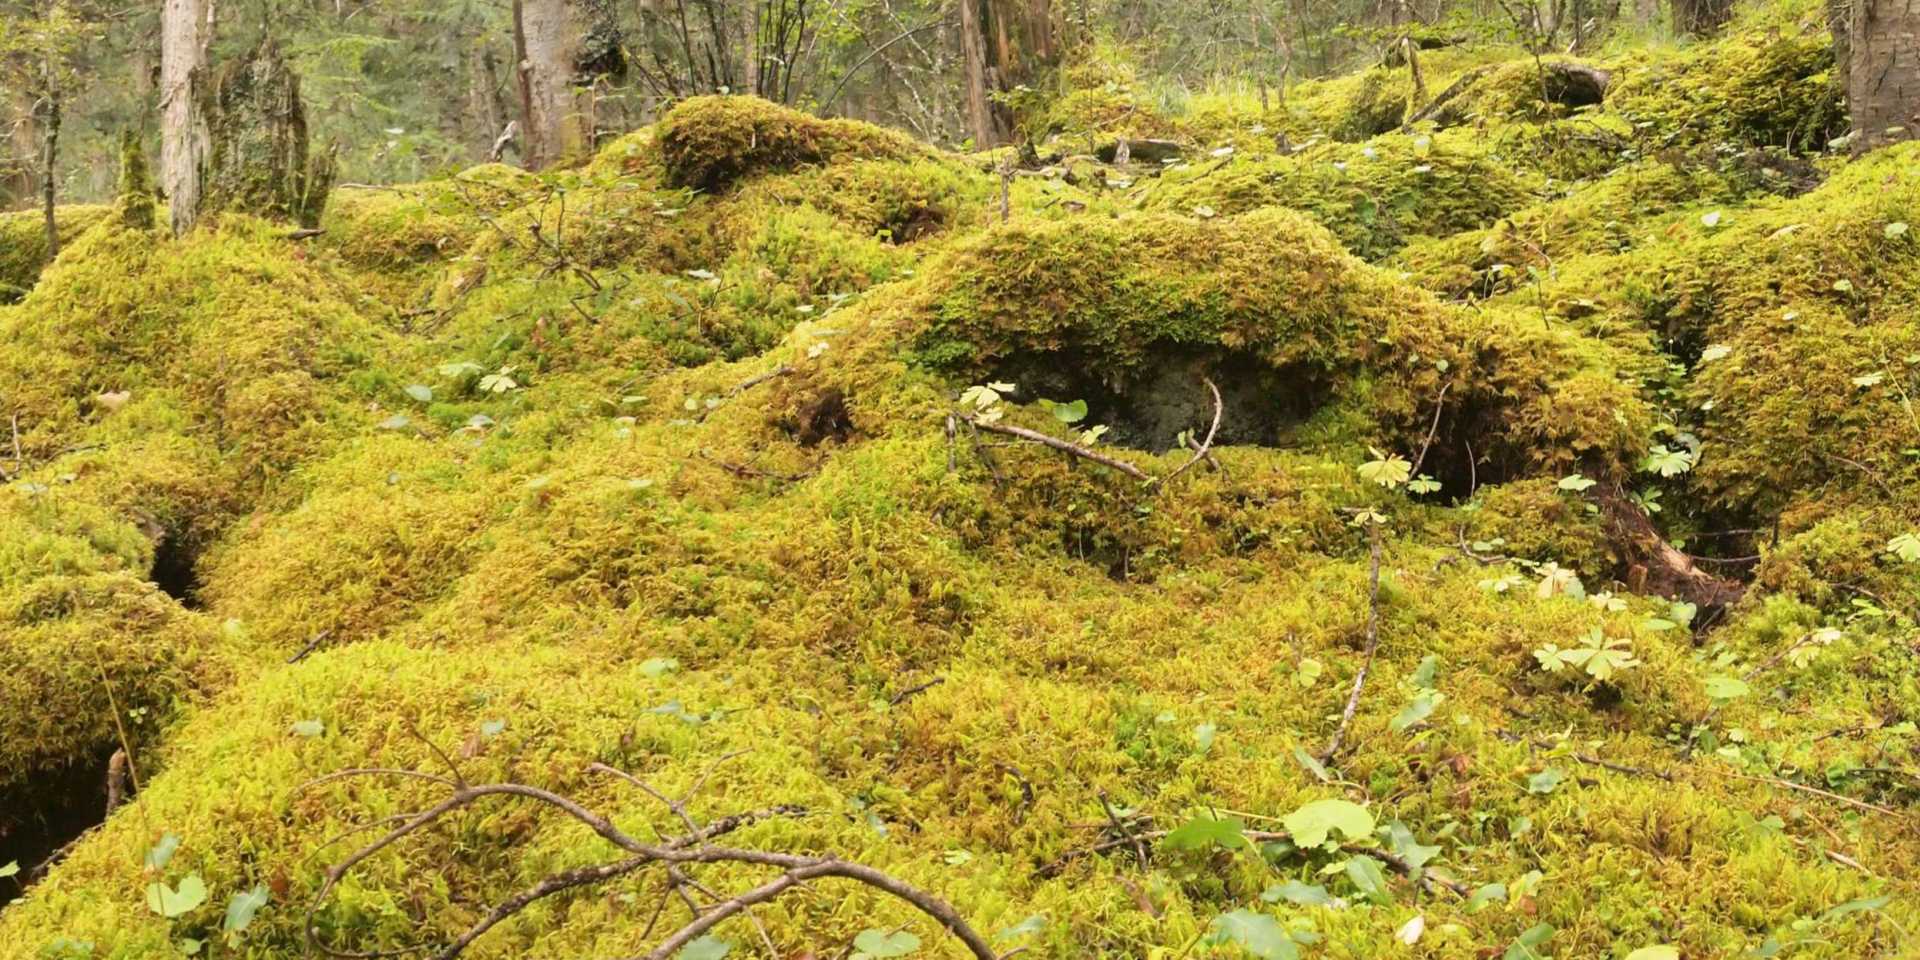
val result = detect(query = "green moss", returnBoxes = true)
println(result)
[656,95,929,193]
[0,204,110,303]
[1147,133,1539,259]
[1608,25,1844,154]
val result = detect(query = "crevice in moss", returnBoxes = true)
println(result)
[993,349,1322,454]
[150,534,203,609]
[0,755,111,902]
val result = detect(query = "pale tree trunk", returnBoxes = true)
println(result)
[514,0,623,170]
[1848,0,1920,152]
[958,0,1058,147]
[6,79,38,208]
[161,0,213,235]
[742,1,761,96]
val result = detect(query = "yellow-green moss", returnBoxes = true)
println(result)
[0,204,109,302]
[1607,25,1844,154]
[656,95,929,193]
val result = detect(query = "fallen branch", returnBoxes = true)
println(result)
[964,417,1149,480]
[305,766,1000,960]
[1324,527,1385,761]
[287,629,334,664]
[1407,381,1452,478]
[1156,377,1223,488]
[1040,822,1469,896]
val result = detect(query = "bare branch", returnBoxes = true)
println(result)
[1324,527,1384,761]
[964,417,1148,480]
[1157,376,1223,488]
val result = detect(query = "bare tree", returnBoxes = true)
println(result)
[957,0,1058,146]
[1671,0,1734,36]
[159,0,210,235]
[1846,0,1919,152]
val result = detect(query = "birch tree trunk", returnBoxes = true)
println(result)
[160,0,211,235]
[1848,0,1920,152]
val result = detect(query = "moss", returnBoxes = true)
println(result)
[656,95,928,193]
[1147,133,1539,260]
[1607,26,1844,154]
[1464,477,1616,573]
[0,204,110,303]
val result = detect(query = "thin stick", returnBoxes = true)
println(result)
[287,629,333,664]
[1408,381,1452,477]
[1158,377,1223,488]
[1324,528,1384,761]
[966,417,1148,480]
[1713,769,1907,819]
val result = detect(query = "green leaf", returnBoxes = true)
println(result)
[851,929,921,958]
[0,861,17,878]
[1703,676,1751,701]
[1193,722,1218,754]
[1527,768,1565,794]
[1698,344,1732,364]
[1886,533,1920,563]
[638,657,680,678]
[1343,855,1392,903]
[994,915,1047,942]
[1391,694,1435,732]
[1292,746,1332,783]
[145,834,181,870]
[1467,883,1507,912]
[1262,880,1333,906]
[1384,822,1440,870]
[1885,221,1909,239]
[1207,909,1298,960]
[1040,398,1088,424]
[1700,210,1723,228]
[1410,655,1440,689]
[1820,893,1891,921]
[403,384,433,403]
[1503,924,1556,960]
[1357,452,1412,488]
[676,935,733,960]
[1163,814,1249,851]
[145,873,208,918]
[222,885,269,936]
[1556,473,1597,492]
[1282,798,1375,848]
[289,719,325,738]
[1641,444,1695,477]
[1407,475,1442,495]
[1625,948,1680,960]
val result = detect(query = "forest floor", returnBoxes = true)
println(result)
[2,1,1918,957]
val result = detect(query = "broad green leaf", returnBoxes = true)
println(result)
[1392,694,1436,732]
[1282,799,1375,848]
[1527,768,1564,794]
[1040,398,1088,424]
[222,885,269,936]
[1503,923,1556,960]
[852,928,921,957]
[1467,883,1507,912]
[145,873,208,918]
[1344,855,1392,903]
[1625,948,1680,960]
[1704,676,1751,701]
[677,935,732,960]
[403,384,433,403]
[1820,893,1891,921]
[1163,814,1249,851]
[1698,344,1731,363]
[289,720,324,738]
[1410,655,1440,689]
[639,657,680,678]
[1193,722,1217,754]
[1886,533,1920,563]
[1207,909,1298,960]
[1262,880,1333,906]
[1385,822,1440,870]
[1357,450,1412,488]
[145,834,180,870]
[0,861,17,878]
[994,915,1047,942]
[1641,445,1695,477]
[1557,474,1597,491]
[1292,746,1331,783]
[1886,221,1910,239]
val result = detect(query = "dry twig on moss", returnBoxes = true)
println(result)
[1157,377,1223,488]
[303,764,1001,960]
[964,417,1149,480]
[1324,526,1385,762]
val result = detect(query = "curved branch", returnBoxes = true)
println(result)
[1158,377,1223,487]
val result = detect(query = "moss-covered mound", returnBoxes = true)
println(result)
[4,26,1920,960]
[657,95,930,192]
[1145,134,1539,259]
[0,204,109,302]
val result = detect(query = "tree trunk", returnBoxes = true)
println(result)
[1848,0,1920,152]
[7,81,39,210]
[39,26,59,257]
[514,0,625,170]
[200,40,336,227]
[1671,0,1734,36]
[160,0,211,235]
[958,0,1056,146]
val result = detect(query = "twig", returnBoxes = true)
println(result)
[287,629,334,664]
[1713,769,1907,819]
[965,417,1148,480]
[306,773,999,960]
[1040,824,1468,896]
[1156,377,1222,488]
[1099,793,1149,869]
[888,676,945,705]
[1407,381,1452,477]
[1324,529,1384,761]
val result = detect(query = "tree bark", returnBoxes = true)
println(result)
[39,11,59,257]
[514,0,624,170]
[160,0,212,235]
[7,84,38,210]
[200,40,335,227]
[1848,0,1920,152]
[959,0,1055,146]
[1671,0,1735,36]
